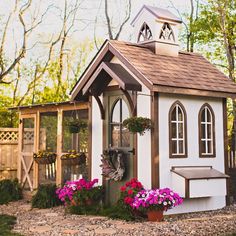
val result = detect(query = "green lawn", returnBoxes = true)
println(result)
[0,215,22,236]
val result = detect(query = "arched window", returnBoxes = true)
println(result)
[110,98,130,147]
[169,101,187,158]
[199,104,215,157]
[159,22,175,41]
[138,22,153,43]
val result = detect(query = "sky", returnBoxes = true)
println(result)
[0,0,196,96]
[0,0,192,52]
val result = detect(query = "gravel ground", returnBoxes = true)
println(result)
[0,200,235,236]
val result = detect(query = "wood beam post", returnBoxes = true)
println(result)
[56,109,63,186]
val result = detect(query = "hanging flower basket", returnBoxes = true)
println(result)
[100,149,125,182]
[61,150,86,165]
[67,120,87,133]
[33,151,57,165]
[123,117,153,135]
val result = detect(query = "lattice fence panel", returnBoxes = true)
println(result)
[0,128,19,144]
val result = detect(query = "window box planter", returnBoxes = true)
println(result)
[33,151,57,165]
[61,151,86,166]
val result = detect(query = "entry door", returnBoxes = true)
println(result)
[105,92,134,205]
[18,115,36,191]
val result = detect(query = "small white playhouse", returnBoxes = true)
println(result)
[70,5,236,214]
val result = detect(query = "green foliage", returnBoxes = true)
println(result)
[32,184,62,209]
[40,113,58,152]
[0,89,18,127]
[0,179,22,205]
[68,201,139,221]
[100,202,137,221]
[123,117,153,135]
[0,215,22,236]
[72,186,104,205]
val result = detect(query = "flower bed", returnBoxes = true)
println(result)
[56,178,183,222]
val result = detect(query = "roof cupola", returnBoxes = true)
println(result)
[131,5,182,57]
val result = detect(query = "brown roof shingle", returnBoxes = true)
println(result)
[109,40,236,95]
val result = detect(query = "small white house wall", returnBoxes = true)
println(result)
[159,94,226,214]
[91,96,103,185]
[110,56,152,188]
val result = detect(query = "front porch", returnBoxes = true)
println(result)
[13,101,91,190]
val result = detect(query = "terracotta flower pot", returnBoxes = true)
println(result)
[147,210,164,222]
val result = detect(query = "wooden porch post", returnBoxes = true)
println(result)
[56,109,63,186]
[33,111,40,189]
[17,114,23,182]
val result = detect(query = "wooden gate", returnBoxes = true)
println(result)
[18,115,37,191]
[0,128,18,180]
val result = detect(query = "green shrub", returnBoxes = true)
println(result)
[0,179,22,205]
[32,184,62,209]
[0,214,22,235]
[100,204,136,221]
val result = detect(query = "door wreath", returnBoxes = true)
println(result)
[100,149,125,181]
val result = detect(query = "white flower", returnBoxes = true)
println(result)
[142,194,146,198]
[163,201,167,206]
[168,201,171,205]
[158,201,162,204]
[172,200,175,204]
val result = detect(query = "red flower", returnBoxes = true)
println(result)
[120,186,126,192]
[130,178,137,183]
[137,182,143,189]
[124,196,133,204]
[131,183,137,188]
[127,189,133,195]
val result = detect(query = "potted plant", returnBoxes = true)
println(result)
[61,150,86,165]
[67,119,87,133]
[33,150,57,165]
[131,188,183,222]
[123,117,153,135]
[56,178,103,207]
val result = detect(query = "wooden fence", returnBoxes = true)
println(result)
[0,128,18,180]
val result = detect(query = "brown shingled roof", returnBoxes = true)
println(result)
[109,40,236,95]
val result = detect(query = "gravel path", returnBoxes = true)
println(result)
[0,200,235,236]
